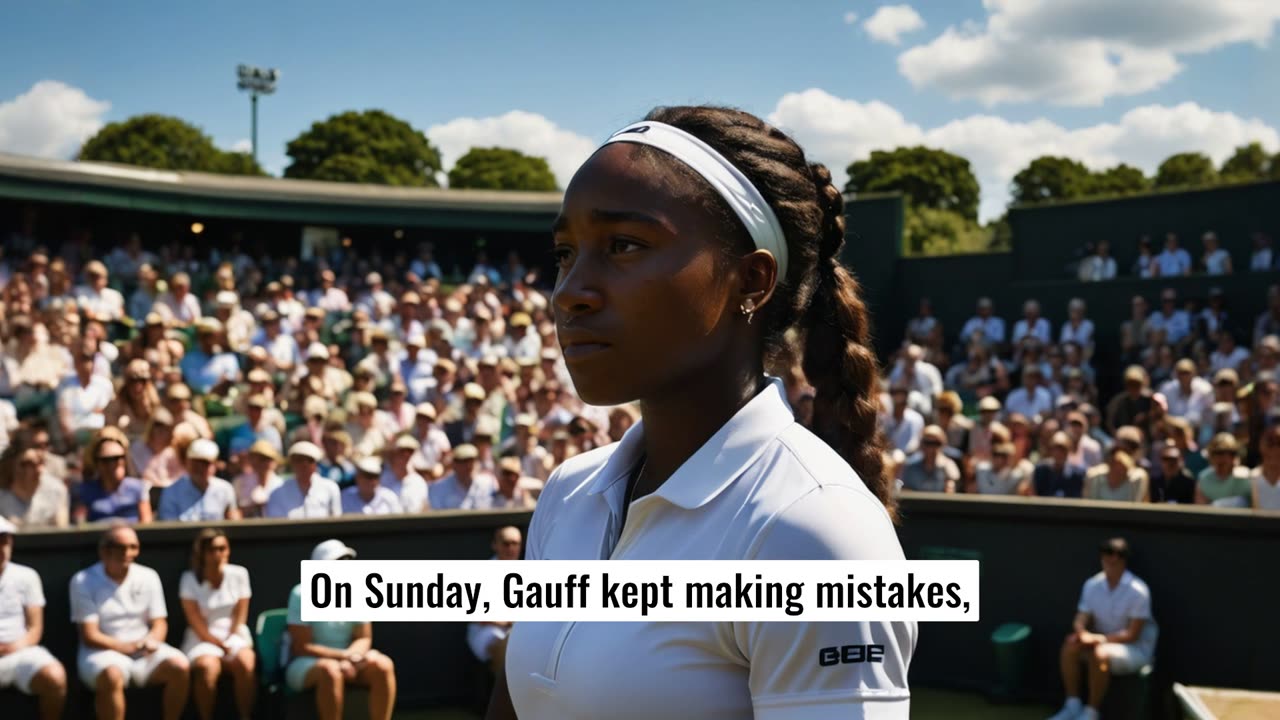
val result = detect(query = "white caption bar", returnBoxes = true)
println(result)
[300,560,979,622]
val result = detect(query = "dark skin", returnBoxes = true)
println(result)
[485,143,780,720]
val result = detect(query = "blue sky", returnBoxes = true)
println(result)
[2,0,1278,220]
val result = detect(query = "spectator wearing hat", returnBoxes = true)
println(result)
[0,447,69,528]
[1159,359,1213,426]
[1200,231,1232,275]
[466,526,522,677]
[127,264,160,321]
[158,439,239,522]
[356,272,395,319]
[1106,366,1154,435]
[228,394,283,458]
[505,312,540,362]
[253,309,301,377]
[346,392,390,460]
[1152,441,1197,504]
[105,359,161,444]
[965,396,1006,463]
[74,430,151,524]
[213,291,254,354]
[153,271,201,327]
[290,344,341,407]
[290,396,332,448]
[972,442,1033,495]
[899,426,959,494]
[342,458,403,515]
[310,269,350,313]
[400,335,436,403]
[888,345,943,416]
[504,413,551,482]
[1047,538,1158,720]
[1005,364,1053,424]
[409,402,451,473]
[882,382,924,458]
[492,458,539,509]
[266,442,341,519]
[74,260,124,323]
[959,297,1006,350]
[1033,432,1086,498]
[180,319,240,396]
[0,517,69,719]
[233,440,286,518]
[285,539,397,720]
[1200,370,1242,446]
[128,311,185,372]
[1196,432,1251,507]
[318,430,357,489]
[381,435,429,512]
[384,381,415,434]
[295,306,327,352]
[430,443,498,510]
[1064,411,1102,470]
[71,524,190,720]
[445,382,489,447]
[354,329,399,390]
[1251,424,1280,509]
[473,416,504,473]
[276,275,306,329]
[393,292,425,344]
[1084,447,1149,503]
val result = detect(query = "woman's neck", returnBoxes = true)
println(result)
[206,564,225,584]
[11,476,37,501]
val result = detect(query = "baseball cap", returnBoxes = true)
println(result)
[166,384,192,401]
[463,383,486,402]
[510,312,532,328]
[288,441,323,462]
[248,440,280,462]
[188,439,220,462]
[498,457,522,475]
[515,413,536,428]
[978,396,1002,412]
[1214,368,1239,385]
[215,291,239,308]
[393,434,421,452]
[355,457,382,476]
[311,539,357,562]
[921,425,947,445]
[415,403,437,420]
[307,343,330,361]
[247,394,270,409]
[453,444,478,461]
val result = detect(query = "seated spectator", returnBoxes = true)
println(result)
[104,359,160,444]
[1196,433,1251,507]
[1059,299,1095,353]
[381,435,429,512]
[1200,231,1232,275]
[958,297,1006,350]
[73,430,151,524]
[1085,447,1149,503]
[346,392,389,460]
[1152,442,1197,504]
[905,297,940,348]
[1249,232,1273,272]
[286,539,396,720]
[163,383,212,441]
[1012,299,1051,346]
[70,524,189,720]
[887,344,942,416]
[228,395,283,457]
[934,391,972,455]
[410,402,452,473]
[265,441,341,519]
[899,426,959,494]
[1147,289,1191,347]
[968,397,1008,462]
[1209,332,1249,375]
[1047,538,1158,720]
[158,439,239,522]
[1154,232,1192,277]
[1034,432,1086,499]
[153,272,201,327]
[0,447,69,528]
[318,430,356,489]
[1106,366,1153,435]
[142,420,198,492]
[233,440,285,518]
[341,458,404,515]
[179,319,240,397]
[882,383,924,457]
[130,407,174,482]
[1159,359,1212,426]
[179,529,255,720]
[492,457,539,509]
[1064,412,1102,470]
[972,442,1033,495]
[0,518,68,720]
[57,347,114,448]
[467,526,522,677]
[429,444,498,510]
[1252,425,1280,510]
[1077,241,1116,282]
[1005,365,1053,424]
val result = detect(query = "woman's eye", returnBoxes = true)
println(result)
[609,237,643,254]
[549,246,573,267]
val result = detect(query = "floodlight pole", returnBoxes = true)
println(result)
[236,64,279,163]
[250,93,259,161]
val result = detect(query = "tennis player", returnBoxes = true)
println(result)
[489,106,916,719]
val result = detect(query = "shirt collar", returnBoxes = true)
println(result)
[585,376,797,510]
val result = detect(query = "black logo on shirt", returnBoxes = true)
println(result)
[819,644,885,666]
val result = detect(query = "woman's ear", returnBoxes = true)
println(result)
[736,249,778,315]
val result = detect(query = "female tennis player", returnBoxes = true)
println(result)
[488,106,916,719]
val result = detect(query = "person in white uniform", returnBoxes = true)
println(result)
[467,526,522,675]
[158,439,241,522]
[266,441,342,519]
[1048,538,1158,720]
[0,518,67,720]
[70,523,190,720]
[492,106,916,720]
[341,458,404,515]
[179,528,256,720]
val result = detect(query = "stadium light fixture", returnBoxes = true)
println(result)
[190,222,205,235]
[236,64,280,162]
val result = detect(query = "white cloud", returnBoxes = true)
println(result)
[843,12,858,26]
[0,80,110,159]
[767,88,1280,221]
[863,5,925,45]
[228,138,252,154]
[427,110,596,189]
[898,0,1280,106]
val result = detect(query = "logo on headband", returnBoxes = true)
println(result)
[615,125,650,136]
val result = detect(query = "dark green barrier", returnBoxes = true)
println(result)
[841,193,905,348]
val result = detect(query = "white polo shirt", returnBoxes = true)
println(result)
[1077,570,1157,659]
[506,377,916,720]
[264,476,342,519]
[70,562,166,643]
[380,469,429,513]
[0,562,44,643]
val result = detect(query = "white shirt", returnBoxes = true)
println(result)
[1148,310,1191,344]
[1251,248,1273,272]
[341,485,404,515]
[1155,248,1191,276]
[1158,378,1213,425]
[1077,570,1157,659]
[57,375,114,432]
[264,476,342,519]
[379,469,429,512]
[0,562,44,644]
[1059,319,1095,348]
[1204,249,1231,275]
[1251,467,1280,510]
[1012,317,1051,346]
[75,285,126,321]
[506,377,915,720]
[70,562,166,643]
[179,564,252,641]
[959,316,1005,345]
[1210,347,1250,375]
[1004,386,1053,422]
[158,476,237,522]
[1077,256,1116,282]
[883,408,924,456]
[428,472,499,510]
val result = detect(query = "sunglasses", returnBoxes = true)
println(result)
[205,543,230,553]
[97,455,126,464]
[105,541,140,552]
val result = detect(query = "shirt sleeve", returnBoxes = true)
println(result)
[286,585,303,626]
[736,486,915,719]
[179,571,198,600]
[147,570,168,620]
[69,572,97,624]
[23,568,46,608]
[236,565,253,600]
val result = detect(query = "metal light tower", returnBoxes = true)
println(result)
[236,64,279,162]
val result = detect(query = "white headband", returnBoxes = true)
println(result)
[602,121,788,279]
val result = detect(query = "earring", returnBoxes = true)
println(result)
[740,301,755,324]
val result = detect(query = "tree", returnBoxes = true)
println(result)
[904,206,989,256]
[845,146,980,221]
[78,114,265,175]
[1154,152,1218,189]
[448,147,558,191]
[1010,156,1092,205]
[285,110,442,186]
[1273,153,1280,180]
[1219,142,1271,182]
[1089,164,1149,196]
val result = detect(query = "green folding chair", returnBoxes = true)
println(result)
[254,608,290,695]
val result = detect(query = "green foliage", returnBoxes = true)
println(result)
[1089,163,1149,195]
[985,213,1013,252]
[1273,152,1280,180]
[1219,142,1271,182]
[1010,156,1093,205]
[447,147,558,191]
[78,114,265,175]
[904,206,992,256]
[846,146,980,221]
[284,110,442,186]
[1155,152,1218,189]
